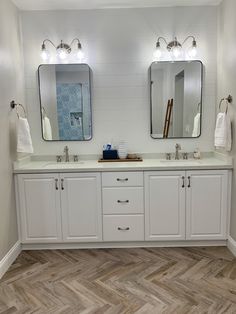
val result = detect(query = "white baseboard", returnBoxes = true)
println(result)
[21,240,227,251]
[0,241,21,280]
[227,236,236,257]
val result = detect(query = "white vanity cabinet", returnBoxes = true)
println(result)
[186,170,229,240]
[145,170,230,241]
[15,167,231,246]
[16,172,102,243]
[17,174,62,243]
[61,173,102,242]
[145,171,186,241]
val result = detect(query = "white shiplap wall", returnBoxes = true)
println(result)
[21,6,217,155]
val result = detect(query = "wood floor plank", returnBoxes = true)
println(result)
[0,247,235,313]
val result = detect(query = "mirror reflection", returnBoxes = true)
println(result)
[150,61,202,139]
[38,64,92,141]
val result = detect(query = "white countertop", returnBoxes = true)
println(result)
[13,153,233,174]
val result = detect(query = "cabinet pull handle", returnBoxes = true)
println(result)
[118,227,130,231]
[55,179,59,190]
[117,200,129,204]
[188,176,191,188]
[182,176,185,188]
[117,178,128,182]
[61,179,65,190]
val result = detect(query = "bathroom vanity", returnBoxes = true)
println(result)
[14,155,232,249]
[18,59,233,249]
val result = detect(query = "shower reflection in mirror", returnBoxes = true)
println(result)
[150,61,203,139]
[38,64,92,141]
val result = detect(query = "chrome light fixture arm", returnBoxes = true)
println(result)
[41,39,56,49]
[70,38,82,48]
[181,35,196,46]
[156,36,168,47]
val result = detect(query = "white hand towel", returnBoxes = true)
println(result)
[214,112,232,152]
[226,113,232,152]
[42,116,52,140]
[192,113,201,137]
[17,117,34,154]
[215,113,226,147]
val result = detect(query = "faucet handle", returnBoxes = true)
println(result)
[56,155,62,163]
[73,155,79,162]
[182,152,188,160]
[166,153,171,160]
[175,143,181,150]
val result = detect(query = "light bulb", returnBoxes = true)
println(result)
[188,45,197,58]
[41,49,50,61]
[57,48,67,60]
[153,47,162,61]
[76,48,84,62]
[153,41,162,61]
[171,46,182,59]
[41,43,50,61]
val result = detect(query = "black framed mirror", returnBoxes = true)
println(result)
[150,60,203,139]
[38,63,92,141]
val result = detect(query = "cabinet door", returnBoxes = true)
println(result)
[145,171,186,241]
[17,174,62,243]
[186,170,228,240]
[61,173,102,242]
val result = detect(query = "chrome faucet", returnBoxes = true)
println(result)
[175,143,181,160]
[64,146,69,162]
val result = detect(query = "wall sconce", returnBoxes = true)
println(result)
[153,36,197,61]
[41,38,84,62]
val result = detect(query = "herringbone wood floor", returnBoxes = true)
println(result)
[0,247,236,313]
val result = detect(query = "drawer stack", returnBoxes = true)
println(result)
[102,172,144,241]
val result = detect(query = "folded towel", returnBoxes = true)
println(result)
[226,114,232,152]
[17,117,34,154]
[192,113,201,137]
[42,116,52,140]
[214,112,232,152]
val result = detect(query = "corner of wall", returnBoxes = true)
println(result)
[0,241,21,280]
[227,236,236,257]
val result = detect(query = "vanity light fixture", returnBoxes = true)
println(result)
[153,36,197,61]
[40,38,84,62]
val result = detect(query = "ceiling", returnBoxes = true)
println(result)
[12,0,222,11]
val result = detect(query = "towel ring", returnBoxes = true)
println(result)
[10,100,27,119]
[219,95,233,113]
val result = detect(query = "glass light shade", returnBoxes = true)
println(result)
[41,49,50,61]
[153,47,162,61]
[188,45,197,58]
[171,46,182,59]
[57,48,67,60]
[76,48,84,62]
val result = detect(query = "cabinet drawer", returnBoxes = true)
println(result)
[102,172,143,187]
[103,215,144,241]
[103,187,144,214]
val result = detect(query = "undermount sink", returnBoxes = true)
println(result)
[43,162,85,168]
